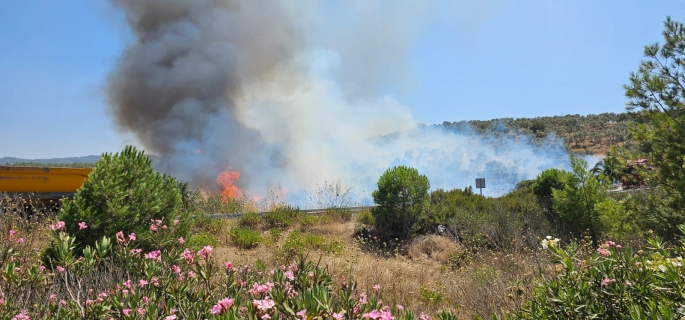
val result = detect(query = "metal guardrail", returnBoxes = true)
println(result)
[204,206,375,219]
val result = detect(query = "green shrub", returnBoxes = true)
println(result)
[509,227,685,319]
[420,286,445,304]
[298,214,317,228]
[320,240,344,255]
[262,228,283,246]
[280,231,306,261]
[238,212,262,230]
[187,231,218,248]
[263,205,300,229]
[229,226,260,249]
[194,215,226,234]
[356,209,375,227]
[372,166,430,240]
[57,146,191,253]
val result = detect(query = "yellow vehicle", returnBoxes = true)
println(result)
[0,166,92,201]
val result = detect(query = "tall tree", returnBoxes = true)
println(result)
[553,156,614,246]
[624,16,685,213]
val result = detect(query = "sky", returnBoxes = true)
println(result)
[0,1,683,159]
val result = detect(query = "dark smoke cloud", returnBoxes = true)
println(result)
[107,0,308,186]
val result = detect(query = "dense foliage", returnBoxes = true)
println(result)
[625,16,685,220]
[372,166,430,240]
[57,146,192,254]
[509,230,685,319]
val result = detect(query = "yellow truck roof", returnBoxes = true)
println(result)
[0,166,92,194]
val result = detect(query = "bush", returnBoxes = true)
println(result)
[229,226,261,249]
[263,205,300,229]
[356,209,375,227]
[510,228,685,319]
[238,212,262,230]
[57,146,191,254]
[371,166,430,240]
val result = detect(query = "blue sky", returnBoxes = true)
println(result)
[1,1,683,158]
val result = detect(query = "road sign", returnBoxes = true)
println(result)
[475,178,485,195]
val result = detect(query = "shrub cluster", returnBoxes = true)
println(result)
[1,220,454,319]
[507,228,685,319]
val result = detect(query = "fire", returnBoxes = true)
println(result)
[216,170,242,199]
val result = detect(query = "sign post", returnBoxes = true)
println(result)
[475,178,485,196]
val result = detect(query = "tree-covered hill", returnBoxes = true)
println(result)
[440,112,633,155]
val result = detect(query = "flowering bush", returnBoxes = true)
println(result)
[1,220,462,319]
[509,227,685,319]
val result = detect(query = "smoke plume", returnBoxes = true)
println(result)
[106,0,571,204]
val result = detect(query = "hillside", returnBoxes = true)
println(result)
[440,112,633,155]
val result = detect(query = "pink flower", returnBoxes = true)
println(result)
[181,249,195,264]
[171,265,181,274]
[56,266,65,273]
[144,250,162,262]
[297,310,307,320]
[8,230,15,237]
[39,266,45,272]
[130,249,142,256]
[123,280,132,289]
[178,237,185,244]
[78,222,88,230]
[284,270,294,281]
[187,271,196,278]
[151,277,159,286]
[173,219,180,225]
[139,279,149,286]
[16,238,24,244]
[129,233,136,241]
[137,308,146,316]
[601,278,616,286]
[123,309,132,316]
[11,310,30,320]
[333,313,344,320]
[197,246,213,261]
[625,280,632,286]
[373,284,381,294]
[396,305,404,311]
[165,316,177,320]
[116,231,126,244]
[224,261,235,271]
[419,313,432,320]
[211,297,235,315]
[596,247,610,257]
[50,221,66,231]
[359,293,367,304]
[262,315,271,320]
[252,296,276,311]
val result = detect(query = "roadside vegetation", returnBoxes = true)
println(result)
[2,14,685,320]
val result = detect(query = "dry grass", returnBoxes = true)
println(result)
[211,215,549,318]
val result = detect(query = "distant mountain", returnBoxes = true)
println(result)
[1,154,162,167]
[1,155,102,165]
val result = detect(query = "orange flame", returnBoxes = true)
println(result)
[216,170,242,199]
